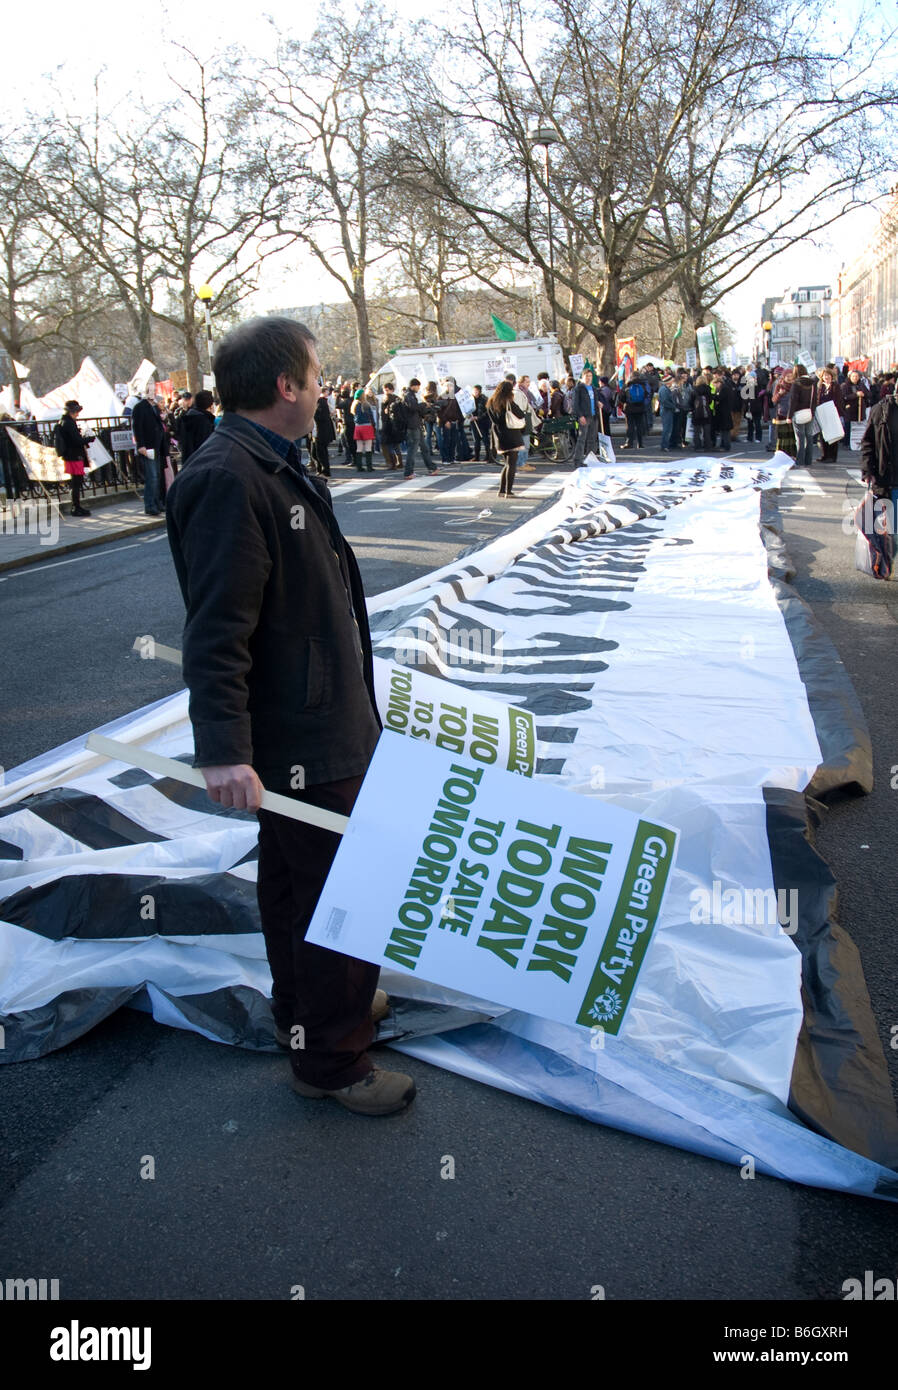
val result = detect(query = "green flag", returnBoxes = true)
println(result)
[672,316,683,343]
[491,313,517,342]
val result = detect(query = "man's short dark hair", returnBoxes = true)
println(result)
[505,372,516,382]
[408,378,420,388]
[212,316,316,412]
[194,389,214,410]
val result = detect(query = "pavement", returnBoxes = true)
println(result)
[0,485,165,572]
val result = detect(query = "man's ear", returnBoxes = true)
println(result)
[277,373,298,403]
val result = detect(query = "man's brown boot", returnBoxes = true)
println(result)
[291,1067,416,1116]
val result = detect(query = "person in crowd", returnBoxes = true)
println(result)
[535,375,551,418]
[335,385,355,467]
[595,376,615,422]
[165,315,413,1116]
[620,372,648,449]
[486,378,526,497]
[771,369,796,456]
[658,371,678,452]
[692,371,713,451]
[132,386,168,515]
[179,390,216,463]
[401,378,435,479]
[842,370,870,435]
[562,374,576,414]
[816,368,844,463]
[788,368,819,469]
[379,380,407,471]
[514,373,541,472]
[351,388,376,471]
[741,368,763,443]
[422,381,440,460]
[641,362,660,437]
[469,385,493,461]
[711,369,736,452]
[0,413,29,498]
[570,365,606,464]
[54,399,91,516]
[675,369,693,448]
[437,379,463,465]
[309,387,336,476]
[860,376,898,535]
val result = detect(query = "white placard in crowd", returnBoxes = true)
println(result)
[569,353,585,379]
[455,386,476,416]
[435,359,451,380]
[849,421,866,451]
[685,348,697,369]
[110,429,135,452]
[484,358,506,388]
[202,374,215,391]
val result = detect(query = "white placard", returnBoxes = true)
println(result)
[111,429,135,452]
[685,348,697,369]
[307,733,678,1033]
[455,386,476,417]
[373,658,535,775]
[569,353,585,379]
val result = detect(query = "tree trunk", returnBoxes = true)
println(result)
[353,291,373,379]
[185,331,202,394]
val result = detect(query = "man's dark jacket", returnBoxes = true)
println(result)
[572,380,608,431]
[131,397,168,455]
[165,413,381,788]
[860,394,898,491]
[180,406,215,461]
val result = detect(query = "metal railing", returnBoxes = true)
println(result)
[0,416,145,502]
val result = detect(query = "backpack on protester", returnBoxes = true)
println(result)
[627,381,646,406]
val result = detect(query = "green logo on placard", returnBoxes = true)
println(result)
[506,707,535,777]
[576,821,677,1034]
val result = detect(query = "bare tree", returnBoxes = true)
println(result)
[44,48,292,388]
[395,0,898,372]
[261,7,400,378]
[0,119,74,403]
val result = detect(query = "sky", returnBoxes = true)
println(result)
[8,0,895,357]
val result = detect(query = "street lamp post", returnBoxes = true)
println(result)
[196,284,214,382]
[763,320,772,367]
[527,126,560,338]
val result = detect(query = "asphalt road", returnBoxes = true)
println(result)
[1,441,897,1304]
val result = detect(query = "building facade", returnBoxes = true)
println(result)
[763,286,833,368]
[834,194,898,371]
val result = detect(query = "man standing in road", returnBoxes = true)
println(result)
[165,316,416,1117]
[860,378,898,536]
[131,388,168,516]
[570,366,604,464]
[401,378,435,479]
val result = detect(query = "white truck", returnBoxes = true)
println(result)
[366,336,566,394]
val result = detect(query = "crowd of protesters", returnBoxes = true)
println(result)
[2,354,896,515]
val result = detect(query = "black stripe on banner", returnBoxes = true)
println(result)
[0,837,24,860]
[22,787,168,848]
[1,870,260,942]
[108,767,156,789]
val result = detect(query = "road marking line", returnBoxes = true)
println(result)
[786,468,825,496]
[0,541,145,579]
